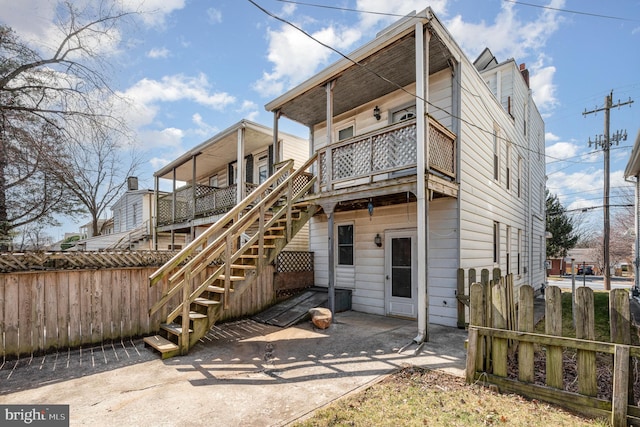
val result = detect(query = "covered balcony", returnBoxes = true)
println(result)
[318,116,456,193]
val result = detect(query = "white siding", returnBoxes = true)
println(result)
[309,201,459,326]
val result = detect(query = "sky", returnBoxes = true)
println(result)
[0,0,639,239]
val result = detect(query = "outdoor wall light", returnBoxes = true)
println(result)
[374,233,382,247]
[373,105,381,120]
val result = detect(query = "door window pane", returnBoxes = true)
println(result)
[391,237,411,298]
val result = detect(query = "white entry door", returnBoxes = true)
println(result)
[385,229,417,318]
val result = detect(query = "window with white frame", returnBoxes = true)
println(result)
[506,143,511,190]
[517,157,522,198]
[506,225,511,274]
[337,223,354,266]
[209,175,218,188]
[493,221,500,264]
[493,128,500,182]
[517,229,522,275]
[391,105,416,123]
[337,124,354,141]
[256,152,269,184]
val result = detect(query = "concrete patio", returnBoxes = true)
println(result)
[0,311,467,426]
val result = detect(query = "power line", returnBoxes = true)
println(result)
[275,0,639,22]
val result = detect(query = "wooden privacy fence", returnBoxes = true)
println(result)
[0,265,275,359]
[456,267,518,329]
[466,283,640,427]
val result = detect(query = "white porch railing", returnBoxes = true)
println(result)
[318,117,456,189]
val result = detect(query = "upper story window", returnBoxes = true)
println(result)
[209,174,218,188]
[132,202,138,226]
[391,106,416,123]
[256,152,269,184]
[493,127,500,182]
[506,143,511,190]
[337,125,354,141]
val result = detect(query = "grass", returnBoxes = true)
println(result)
[294,367,609,426]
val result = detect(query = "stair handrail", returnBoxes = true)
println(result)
[149,154,317,319]
[149,158,295,288]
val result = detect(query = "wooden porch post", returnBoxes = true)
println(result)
[320,202,337,316]
[237,125,245,205]
[326,81,335,191]
[415,20,430,342]
[273,109,281,164]
[171,167,177,247]
[191,154,197,220]
[153,175,159,250]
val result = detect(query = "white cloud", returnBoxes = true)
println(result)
[355,0,448,31]
[529,56,558,114]
[147,47,170,59]
[123,0,186,27]
[253,20,362,97]
[150,157,170,170]
[191,113,218,137]
[546,141,579,161]
[545,132,561,143]
[123,73,236,111]
[207,8,222,24]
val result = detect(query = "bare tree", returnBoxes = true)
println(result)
[54,121,142,237]
[0,2,137,249]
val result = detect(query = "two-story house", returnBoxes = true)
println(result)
[152,119,309,249]
[264,7,546,337]
[144,8,546,358]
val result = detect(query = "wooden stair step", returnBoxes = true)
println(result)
[144,335,179,353]
[250,244,276,250]
[207,285,236,293]
[161,323,193,336]
[189,311,208,320]
[217,275,245,281]
[194,297,221,306]
[261,235,283,240]
[230,264,257,270]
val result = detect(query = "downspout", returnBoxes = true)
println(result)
[414,19,430,344]
[326,80,335,315]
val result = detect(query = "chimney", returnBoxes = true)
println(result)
[520,63,530,88]
[127,176,138,191]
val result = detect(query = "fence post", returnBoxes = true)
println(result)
[469,282,485,373]
[457,269,465,328]
[466,327,479,384]
[492,281,508,377]
[481,269,491,370]
[545,286,563,389]
[610,288,634,404]
[612,344,630,427]
[518,285,534,382]
[575,286,597,396]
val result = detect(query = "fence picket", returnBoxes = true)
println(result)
[518,285,534,382]
[492,281,508,377]
[545,286,563,389]
[575,286,597,397]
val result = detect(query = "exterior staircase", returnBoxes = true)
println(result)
[144,156,317,359]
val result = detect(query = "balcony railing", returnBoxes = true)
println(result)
[318,117,456,189]
[158,182,259,226]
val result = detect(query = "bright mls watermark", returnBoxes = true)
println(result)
[1,405,69,426]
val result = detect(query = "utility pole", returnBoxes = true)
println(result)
[583,91,633,290]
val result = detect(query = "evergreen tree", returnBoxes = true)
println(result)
[546,190,579,258]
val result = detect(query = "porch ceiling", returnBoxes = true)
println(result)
[155,124,273,183]
[276,32,452,127]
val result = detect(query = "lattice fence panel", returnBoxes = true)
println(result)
[0,250,182,273]
[429,124,455,177]
[275,251,314,273]
[319,151,327,185]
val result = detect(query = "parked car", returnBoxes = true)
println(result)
[577,266,594,275]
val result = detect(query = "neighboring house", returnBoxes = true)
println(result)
[152,119,309,250]
[624,129,640,289]
[72,178,186,251]
[547,248,599,276]
[264,7,546,331]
